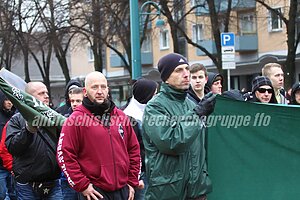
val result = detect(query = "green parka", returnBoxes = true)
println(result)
[142,83,212,200]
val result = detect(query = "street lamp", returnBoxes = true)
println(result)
[130,0,164,80]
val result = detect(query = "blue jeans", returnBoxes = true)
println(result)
[61,178,78,200]
[15,179,63,200]
[134,172,148,200]
[0,169,17,200]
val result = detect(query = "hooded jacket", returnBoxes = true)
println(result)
[57,104,140,192]
[56,79,82,115]
[0,91,15,137]
[290,82,300,105]
[142,83,212,200]
[204,72,223,94]
[247,76,277,104]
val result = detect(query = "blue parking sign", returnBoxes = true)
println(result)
[221,33,235,47]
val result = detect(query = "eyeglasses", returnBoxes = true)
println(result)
[257,88,273,93]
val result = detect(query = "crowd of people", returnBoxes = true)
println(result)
[0,52,299,200]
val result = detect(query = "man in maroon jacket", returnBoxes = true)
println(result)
[57,71,140,200]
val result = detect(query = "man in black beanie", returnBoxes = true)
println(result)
[123,78,158,200]
[142,53,215,200]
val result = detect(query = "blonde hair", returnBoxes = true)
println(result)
[262,63,282,77]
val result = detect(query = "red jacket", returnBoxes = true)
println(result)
[57,105,140,192]
[0,122,13,171]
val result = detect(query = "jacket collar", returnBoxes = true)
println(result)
[187,86,201,103]
[160,83,187,101]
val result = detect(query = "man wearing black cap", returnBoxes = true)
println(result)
[123,78,158,200]
[142,53,216,200]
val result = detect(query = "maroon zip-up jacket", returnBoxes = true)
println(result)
[57,104,140,192]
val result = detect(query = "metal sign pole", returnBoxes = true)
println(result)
[227,69,231,90]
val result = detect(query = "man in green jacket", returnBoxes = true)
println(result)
[143,53,216,200]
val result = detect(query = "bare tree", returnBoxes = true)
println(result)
[69,0,108,73]
[13,0,41,82]
[159,0,233,89]
[34,0,72,84]
[0,0,18,70]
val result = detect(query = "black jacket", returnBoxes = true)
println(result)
[5,113,61,183]
[56,79,82,115]
[290,82,300,105]
[187,86,201,104]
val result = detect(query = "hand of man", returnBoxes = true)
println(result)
[25,122,38,133]
[138,180,144,189]
[82,183,103,200]
[127,184,135,200]
[194,92,217,117]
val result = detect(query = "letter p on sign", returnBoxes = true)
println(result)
[221,33,235,47]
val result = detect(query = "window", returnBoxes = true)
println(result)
[160,29,169,50]
[110,41,117,56]
[191,0,196,7]
[87,46,94,62]
[239,13,256,35]
[268,8,283,32]
[141,33,151,53]
[192,24,203,43]
[230,76,240,90]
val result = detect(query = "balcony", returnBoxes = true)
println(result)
[196,40,217,56]
[110,54,127,68]
[196,34,257,56]
[141,52,153,65]
[110,52,153,68]
[235,34,258,52]
[195,0,256,16]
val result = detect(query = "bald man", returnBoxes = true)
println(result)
[6,82,63,199]
[57,72,140,200]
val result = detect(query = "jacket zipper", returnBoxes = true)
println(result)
[108,126,117,191]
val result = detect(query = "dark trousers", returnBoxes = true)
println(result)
[79,185,129,200]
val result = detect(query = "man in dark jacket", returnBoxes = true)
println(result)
[204,72,223,94]
[143,53,216,200]
[187,63,208,104]
[6,82,63,199]
[56,79,82,115]
[289,82,300,105]
[0,91,16,200]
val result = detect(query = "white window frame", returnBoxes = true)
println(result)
[268,7,283,32]
[239,13,256,35]
[87,46,94,62]
[192,24,203,43]
[160,29,169,50]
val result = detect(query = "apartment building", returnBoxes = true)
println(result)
[8,0,299,107]
[87,0,298,106]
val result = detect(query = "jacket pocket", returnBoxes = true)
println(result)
[148,170,184,200]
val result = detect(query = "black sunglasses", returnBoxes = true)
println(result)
[257,88,273,93]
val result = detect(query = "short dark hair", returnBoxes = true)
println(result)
[68,87,83,95]
[190,63,208,76]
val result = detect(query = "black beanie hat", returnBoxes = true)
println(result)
[158,53,189,82]
[252,76,273,92]
[133,78,158,104]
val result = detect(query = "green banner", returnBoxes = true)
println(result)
[0,77,66,136]
[208,96,300,200]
